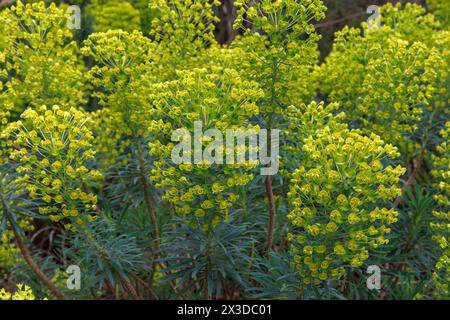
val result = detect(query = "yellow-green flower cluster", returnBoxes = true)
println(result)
[380,4,450,81]
[282,101,346,176]
[234,0,326,36]
[428,0,450,28]
[318,3,448,147]
[0,284,36,300]
[0,230,17,272]
[149,0,220,65]
[0,220,33,274]
[88,108,133,170]
[380,4,450,99]
[81,30,156,168]
[231,0,327,112]
[89,0,141,33]
[431,121,450,298]
[1,106,102,231]
[148,67,263,229]
[0,1,88,125]
[81,30,154,95]
[286,102,405,285]
[380,3,441,44]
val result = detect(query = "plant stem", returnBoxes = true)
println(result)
[11,223,65,300]
[136,143,160,283]
[204,233,211,300]
[265,175,276,253]
[203,266,209,300]
[134,275,159,300]
[115,272,141,300]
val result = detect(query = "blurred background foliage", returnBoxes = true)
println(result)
[0,0,435,57]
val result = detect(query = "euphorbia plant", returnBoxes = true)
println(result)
[318,2,449,213]
[1,105,101,300]
[149,0,221,80]
[286,101,405,289]
[318,20,447,150]
[431,121,450,298]
[2,105,101,230]
[147,67,263,229]
[82,29,162,281]
[88,0,141,33]
[0,1,88,123]
[232,0,327,253]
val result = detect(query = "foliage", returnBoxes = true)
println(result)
[161,216,254,299]
[0,0,448,301]
[58,212,150,298]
